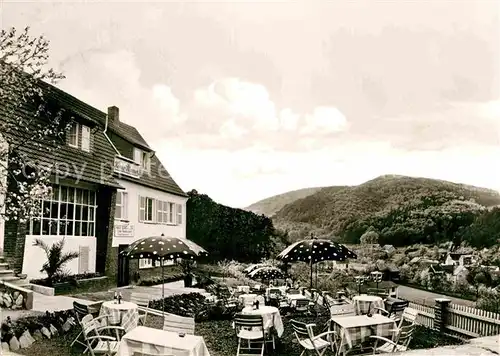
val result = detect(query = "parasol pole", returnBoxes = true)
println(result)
[309,257,313,289]
[161,256,165,316]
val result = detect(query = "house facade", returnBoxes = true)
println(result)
[103,106,188,286]
[0,85,121,279]
[0,85,187,283]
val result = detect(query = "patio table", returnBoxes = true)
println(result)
[241,305,284,337]
[352,295,384,315]
[330,314,396,355]
[117,326,210,356]
[237,285,251,293]
[99,300,139,333]
[238,293,264,306]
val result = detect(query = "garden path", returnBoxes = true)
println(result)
[394,335,499,356]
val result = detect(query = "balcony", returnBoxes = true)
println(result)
[113,156,142,178]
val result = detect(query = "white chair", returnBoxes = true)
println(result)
[370,309,418,354]
[234,313,274,356]
[129,292,150,326]
[291,319,337,356]
[81,314,125,356]
[163,312,195,335]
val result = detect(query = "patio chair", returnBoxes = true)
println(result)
[329,303,355,317]
[291,319,337,356]
[71,301,92,349]
[128,292,151,326]
[163,312,195,335]
[81,314,125,356]
[233,313,274,356]
[370,319,417,354]
[294,299,310,313]
[375,300,410,323]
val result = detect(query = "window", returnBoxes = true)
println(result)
[133,148,151,171]
[176,204,183,225]
[28,185,97,237]
[139,259,153,269]
[68,124,78,147]
[115,191,128,220]
[157,200,168,224]
[67,123,91,152]
[139,196,154,222]
[168,202,175,224]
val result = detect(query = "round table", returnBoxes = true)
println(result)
[99,300,139,332]
[286,293,309,307]
[352,295,384,315]
[242,306,284,337]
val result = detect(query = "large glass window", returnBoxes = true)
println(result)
[28,185,97,237]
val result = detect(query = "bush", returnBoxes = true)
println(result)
[30,272,102,287]
[138,273,184,286]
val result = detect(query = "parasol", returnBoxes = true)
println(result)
[120,236,208,313]
[248,266,285,281]
[244,263,271,275]
[277,236,357,288]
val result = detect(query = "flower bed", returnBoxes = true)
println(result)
[148,292,241,322]
[138,273,185,286]
[30,273,109,295]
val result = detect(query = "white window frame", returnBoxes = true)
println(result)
[28,185,97,237]
[68,124,79,148]
[133,148,142,165]
[115,191,128,220]
[167,202,175,224]
[139,196,155,223]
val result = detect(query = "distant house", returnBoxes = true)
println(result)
[382,245,396,254]
[383,265,400,281]
[444,251,476,268]
[429,264,453,276]
[452,265,469,283]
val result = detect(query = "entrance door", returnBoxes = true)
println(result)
[117,244,130,287]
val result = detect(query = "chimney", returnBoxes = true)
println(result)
[107,106,119,123]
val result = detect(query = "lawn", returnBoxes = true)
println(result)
[15,310,461,356]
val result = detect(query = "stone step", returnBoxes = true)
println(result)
[0,263,10,271]
[0,269,15,275]
[0,276,22,284]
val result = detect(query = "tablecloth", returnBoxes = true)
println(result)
[330,314,396,355]
[237,285,251,293]
[100,301,139,333]
[238,294,258,306]
[286,293,309,307]
[241,306,284,337]
[117,326,210,356]
[352,295,384,315]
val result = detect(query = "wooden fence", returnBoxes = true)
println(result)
[409,299,500,339]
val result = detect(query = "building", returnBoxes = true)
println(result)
[0,84,187,282]
[103,106,188,286]
[0,85,121,279]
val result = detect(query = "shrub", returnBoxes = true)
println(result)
[32,238,79,286]
[30,272,102,286]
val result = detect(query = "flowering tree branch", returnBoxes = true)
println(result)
[0,26,70,222]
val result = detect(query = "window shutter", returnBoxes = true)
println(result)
[81,125,91,152]
[78,246,90,273]
[134,148,142,164]
[123,192,128,220]
[176,204,183,225]
[138,195,144,222]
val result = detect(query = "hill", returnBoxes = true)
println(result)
[273,175,500,247]
[245,186,336,216]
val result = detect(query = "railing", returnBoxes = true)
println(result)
[408,301,434,329]
[409,298,500,339]
[446,303,500,338]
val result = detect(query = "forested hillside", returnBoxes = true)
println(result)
[273,175,500,247]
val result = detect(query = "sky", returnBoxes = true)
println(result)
[1,0,500,208]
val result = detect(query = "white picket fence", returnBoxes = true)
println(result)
[409,300,500,339]
[446,303,500,338]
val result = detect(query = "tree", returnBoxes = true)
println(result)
[1,27,69,222]
[467,267,493,297]
[360,229,379,245]
[33,238,79,286]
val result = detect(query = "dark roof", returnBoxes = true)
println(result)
[0,84,120,188]
[107,119,150,151]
